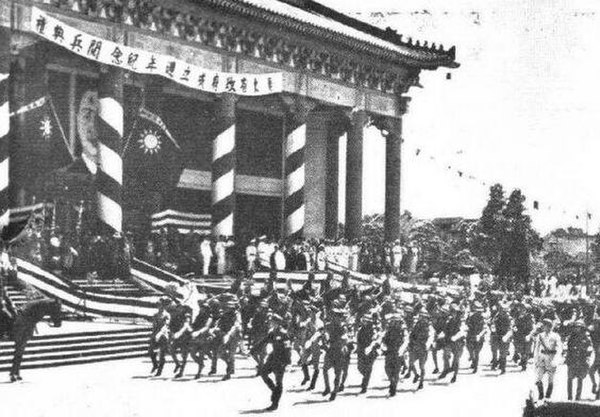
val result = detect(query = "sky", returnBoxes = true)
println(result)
[325,0,600,234]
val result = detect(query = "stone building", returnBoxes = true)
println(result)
[0,0,458,242]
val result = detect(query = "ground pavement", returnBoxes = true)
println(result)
[1,347,597,417]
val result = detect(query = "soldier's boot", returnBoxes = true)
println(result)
[576,378,583,401]
[490,356,498,370]
[266,388,280,411]
[499,358,506,375]
[307,369,319,391]
[536,381,544,401]
[301,365,310,386]
[567,377,573,401]
[360,372,370,394]
[545,382,553,399]
[389,379,397,397]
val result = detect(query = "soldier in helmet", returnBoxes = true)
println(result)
[466,301,486,373]
[382,312,406,396]
[513,302,534,371]
[356,311,380,393]
[566,319,594,401]
[252,313,291,411]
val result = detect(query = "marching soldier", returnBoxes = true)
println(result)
[513,302,534,371]
[382,312,406,396]
[566,319,594,401]
[149,297,172,376]
[439,303,465,383]
[491,302,512,374]
[466,301,486,373]
[356,313,379,393]
[533,318,562,400]
[252,313,292,411]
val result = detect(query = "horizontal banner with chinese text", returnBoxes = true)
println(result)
[30,7,283,96]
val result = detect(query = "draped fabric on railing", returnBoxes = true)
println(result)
[16,258,159,320]
[130,258,187,292]
[8,203,49,225]
[150,210,211,234]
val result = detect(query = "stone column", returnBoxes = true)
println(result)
[383,117,403,242]
[324,114,347,240]
[0,28,10,228]
[282,96,314,239]
[97,66,124,233]
[345,110,368,241]
[211,93,237,237]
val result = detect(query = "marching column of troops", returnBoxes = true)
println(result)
[147,274,600,411]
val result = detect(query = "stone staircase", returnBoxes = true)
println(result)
[69,278,157,297]
[4,282,32,309]
[0,326,151,372]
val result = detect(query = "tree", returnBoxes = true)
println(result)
[495,189,541,290]
[470,184,506,272]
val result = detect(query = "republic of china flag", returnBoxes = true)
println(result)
[123,106,184,196]
[10,95,71,189]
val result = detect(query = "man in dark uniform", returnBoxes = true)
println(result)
[382,312,406,396]
[466,301,486,373]
[211,297,241,380]
[566,319,594,401]
[588,313,600,397]
[356,313,380,393]
[513,303,534,371]
[439,303,465,383]
[492,303,512,374]
[252,313,292,411]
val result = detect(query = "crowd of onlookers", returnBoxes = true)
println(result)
[137,228,421,277]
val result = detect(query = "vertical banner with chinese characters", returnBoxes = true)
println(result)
[30,7,283,97]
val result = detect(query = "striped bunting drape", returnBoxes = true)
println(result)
[150,210,211,235]
[130,258,187,292]
[9,202,50,224]
[16,258,159,320]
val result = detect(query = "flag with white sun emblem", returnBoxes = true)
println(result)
[123,106,184,195]
[14,95,71,187]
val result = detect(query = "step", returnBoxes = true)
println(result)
[0,326,152,372]
[0,333,151,354]
[0,341,149,365]
[0,350,147,372]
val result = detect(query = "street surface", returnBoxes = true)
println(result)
[1,348,596,417]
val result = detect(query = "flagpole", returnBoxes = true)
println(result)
[585,211,590,292]
[122,116,138,157]
[48,95,74,160]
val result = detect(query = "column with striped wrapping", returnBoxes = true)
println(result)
[283,98,314,239]
[211,94,237,237]
[0,28,10,228]
[96,67,124,233]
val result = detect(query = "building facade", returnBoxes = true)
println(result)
[0,0,457,242]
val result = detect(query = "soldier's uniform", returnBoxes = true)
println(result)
[466,304,486,373]
[513,306,534,371]
[566,320,594,400]
[149,298,172,376]
[382,314,405,396]
[356,316,379,393]
[439,305,465,382]
[491,305,511,374]
[211,300,241,380]
[253,314,291,411]
[533,319,562,400]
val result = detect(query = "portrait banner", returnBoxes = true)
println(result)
[30,7,283,97]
